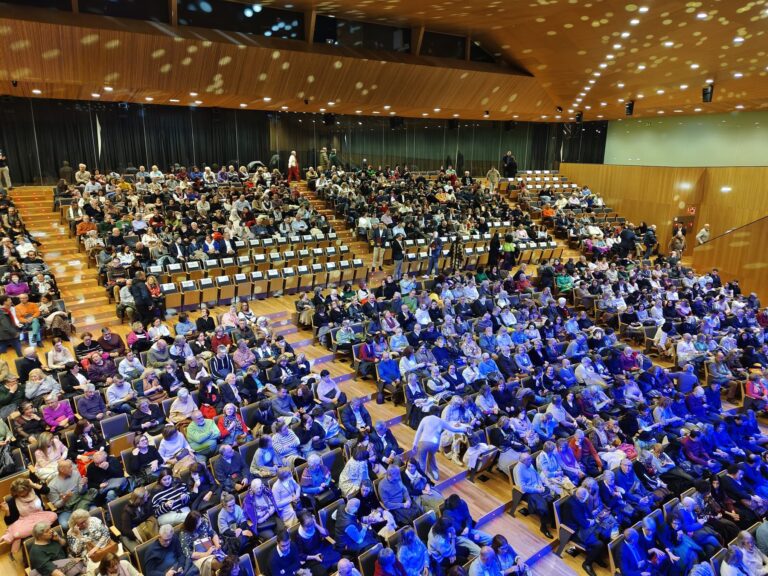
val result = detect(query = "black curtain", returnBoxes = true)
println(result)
[0,95,605,184]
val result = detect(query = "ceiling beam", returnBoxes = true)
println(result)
[305,10,316,46]
[412,26,424,56]
[71,0,79,14]
[168,0,178,27]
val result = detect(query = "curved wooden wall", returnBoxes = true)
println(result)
[692,216,768,302]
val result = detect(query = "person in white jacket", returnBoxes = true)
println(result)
[287,150,300,183]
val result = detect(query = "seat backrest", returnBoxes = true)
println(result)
[358,543,383,576]
[239,554,256,576]
[253,536,278,576]
[414,510,436,543]
[318,498,344,535]
[101,413,130,440]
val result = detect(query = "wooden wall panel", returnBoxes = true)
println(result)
[559,163,705,251]
[693,216,768,303]
[697,167,768,239]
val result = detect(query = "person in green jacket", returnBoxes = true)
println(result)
[185,410,221,458]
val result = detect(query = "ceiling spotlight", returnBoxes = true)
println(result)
[319,108,326,112]
[637,64,646,70]
[733,72,743,78]
[104,86,113,92]
[355,110,362,114]
[483,110,490,117]
[145,96,154,101]
[593,72,601,77]
[327,101,335,106]
[599,63,608,69]
[694,107,702,112]
[383,105,391,110]
[422,112,428,116]
[656,89,665,94]
[600,102,607,106]
[389,111,396,115]
[194,100,202,104]
[638,6,649,12]
[91,93,100,98]
[239,103,247,108]
[705,78,714,84]
[281,106,289,110]
[696,12,707,19]
[31,89,42,95]
[556,106,563,113]
[169,98,180,103]
[735,104,744,109]
[588,79,596,84]
[620,31,630,38]
[733,36,744,43]
[263,97,272,102]
[679,84,688,89]
[663,41,674,47]
[690,63,700,69]
[613,43,622,49]
[630,18,640,25]
[617,82,625,88]
[452,113,459,117]
[606,54,614,59]
[433,108,441,112]
[190,92,198,97]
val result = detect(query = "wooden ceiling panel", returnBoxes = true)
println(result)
[0,0,767,121]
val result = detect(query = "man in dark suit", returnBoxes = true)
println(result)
[391,233,404,280]
[721,465,761,525]
[340,397,372,439]
[502,151,517,178]
[564,487,607,576]
[619,527,657,576]
[496,347,518,380]
[371,420,404,466]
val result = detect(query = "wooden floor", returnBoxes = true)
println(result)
[0,184,602,576]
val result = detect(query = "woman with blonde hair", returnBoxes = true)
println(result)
[32,431,68,482]
[0,476,59,553]
[66,508,117,565]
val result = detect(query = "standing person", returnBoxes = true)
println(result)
[0,296,21,356]
[412,414,469,482]
[696,224,711,245]
[425,232,443,279]
[287,151,300,183]
[502,152,517,179]
[129,271,154,325]
[391,233,404,281]
[371,222,390,273]
[485,166,500,194]
[449,236,465,273]
[0,149,11,190]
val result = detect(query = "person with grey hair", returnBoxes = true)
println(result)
[48,459,94,531]
[721,545,749,576]
[563,486,605,576]
[143,523,199,576]
[29,521,83,576]
[468,546,502,576]
[678,496,722,556]
[76,383,109,421]
[66,508,114,563]
[618,527,664,576]
[734,530,768,575]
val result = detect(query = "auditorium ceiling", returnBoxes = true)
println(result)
[0,0,766,121]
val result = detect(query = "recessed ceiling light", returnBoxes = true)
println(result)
[31,89,42,95]
[637,64,646,70]
[91,93,100,98]
[696,12,707,19]
[618,98,625,103]
[585,86,592,91]
[617,82,625,88]
[705,78,714,84]
[597,115,604,118]
[613,43,622,49]
[630,18,640,25]
[421,112,428,116]
[593,72,601,77]
[588,79,596,84]
[733,36,744,43]
[606,54,614,60]
[638,6,649,13]
[575,98,583,103]
[145,96,154,101]
[319,108,326,112]
[263,97,272,102]
[383,105,391,110]
[281,106,288,110]
[584,105,592,110]
[239,103,247,108]
[373,111,380,114]
[721,186,732,193]
[194,100,202,104]
[656,89,665,94]
[355,110,362,114]
[190,92,199,97]
[327,101,335,106]
[663,41,674,47]
[674,109,683,113]
[579,92,586,97]
[736,104,745,109]
[513,115,519,118]
[621,31,630,38]
[389,111,396,115]
[599,63,608,69]
[567,109,574,113]
[170,98,180,103]
[555,115,561,119]
[658,110,665,114]
[452,113,459,117]
[600,102,607,106]
[433,108,441,112]
[104,86,113,92]
[637,93,645,99]
[694,107,702,112]
[733,72,743,78]
[690,63,699,69]
[541,115,548,119]
[679,84,688,89]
